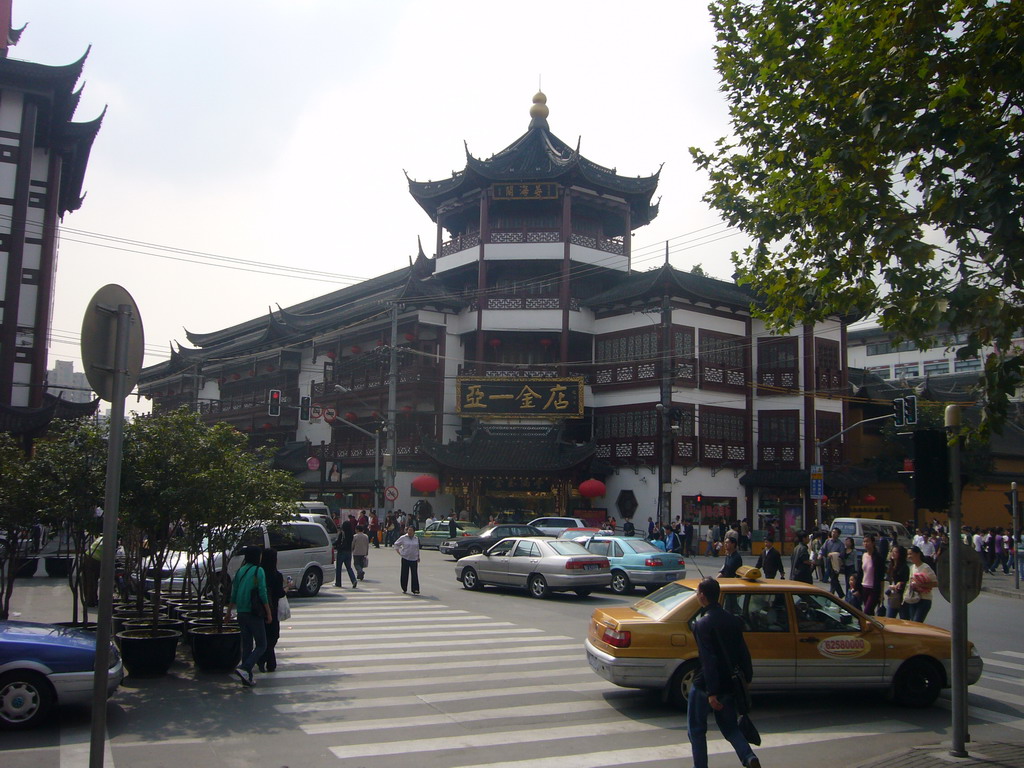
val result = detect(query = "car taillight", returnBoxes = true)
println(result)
[566,558,608,570]
[645,558,663,567]
[601,626,631,648]
[461,532,471,537]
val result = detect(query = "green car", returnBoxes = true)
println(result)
[416,520,479,549]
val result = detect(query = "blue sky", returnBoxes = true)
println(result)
[12,1,746,379]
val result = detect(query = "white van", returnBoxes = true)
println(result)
[294,501,338,537]
[829,517,912,551]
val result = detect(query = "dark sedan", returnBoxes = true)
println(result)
[439,524,548,559]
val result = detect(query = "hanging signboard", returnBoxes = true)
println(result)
[491,182,559,200]
[456,376,584,419]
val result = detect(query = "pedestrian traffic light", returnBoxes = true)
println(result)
[903,394,918,425]
[892,397,905,427]
[268,389,282,417]
[299,395,311,421]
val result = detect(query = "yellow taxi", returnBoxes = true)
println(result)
[585,568,983,708]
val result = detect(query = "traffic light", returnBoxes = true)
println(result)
[892,397,905,427]
[268,389,282,417]
[299,395,311,421]
[913,429,950,510]
[903,394,918,425]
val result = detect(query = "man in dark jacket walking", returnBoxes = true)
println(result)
[717,534,743,578]
[755,536,783,579]
[689,578,761,768]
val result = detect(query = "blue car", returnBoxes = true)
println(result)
[581,535,686,595]
[0,621,124,729]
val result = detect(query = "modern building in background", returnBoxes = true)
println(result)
[140,94,853,539]
[46,359,91,403]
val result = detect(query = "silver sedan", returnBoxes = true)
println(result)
[454,537,611,598]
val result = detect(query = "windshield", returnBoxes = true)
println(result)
[634,583,695,620]
[833,521,856,536]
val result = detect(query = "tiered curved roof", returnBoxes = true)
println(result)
[584,262,756,313]
[407,93,661,227]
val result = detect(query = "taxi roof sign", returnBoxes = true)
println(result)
[735,565,762,581]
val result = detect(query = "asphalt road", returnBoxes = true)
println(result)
[5,549,1024,768]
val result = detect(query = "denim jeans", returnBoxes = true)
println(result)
[336,549,356,586]
[237,611,267,674]
[907,598,932,623]
[687,685,757,768]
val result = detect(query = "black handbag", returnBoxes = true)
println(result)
[738,714,761,746]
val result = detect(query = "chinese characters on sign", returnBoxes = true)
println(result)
[456,377,584,418]
[491,182,560,200]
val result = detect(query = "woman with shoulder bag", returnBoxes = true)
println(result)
[904,545,939,623]
[258,548,287,673]
[226,546,272,686]
[885,544,909,619]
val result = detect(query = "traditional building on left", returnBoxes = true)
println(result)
[0,11,102,436]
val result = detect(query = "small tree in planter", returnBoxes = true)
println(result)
[30,420,107,627]
[0,433,35,621]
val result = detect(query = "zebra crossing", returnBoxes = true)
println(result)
[251,587,1024,767]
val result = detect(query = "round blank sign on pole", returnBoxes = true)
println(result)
[80,284,145,403]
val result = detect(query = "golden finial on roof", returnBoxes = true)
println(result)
[530,91,549,120]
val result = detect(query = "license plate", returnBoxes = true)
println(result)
[665,572,678,580]
[585,564,600,571]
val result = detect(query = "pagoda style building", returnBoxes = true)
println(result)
[140,94,852,537]
[0,13,101,436]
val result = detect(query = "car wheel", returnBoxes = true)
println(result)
[0,670,55,729]
[668,660,701,709]
[461,567,481,590]
[574,589,592,597]
[528,574,551,599]
[610,570,633,595]
[893,657,943,707]
[298,567,322,597]
[468,545,482,556]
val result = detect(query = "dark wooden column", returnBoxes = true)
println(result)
[559,188,572,373]
[0,100,38,404]
[475,190,489,372]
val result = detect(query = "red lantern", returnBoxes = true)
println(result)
[488,338,501,348]
[404,332,416,342]
[371,410,380,418]
[863,494,877,504]
[325,351,337,360]
[218,377,226,384]
[539,338,552,347]
[579,479,606,498]
[344,412,357,421]
[265,364,275,373]
[248,369,256,377]
[411,475,440,493]
[232,373,241,380]
[350,345,361,354]
[376,339,384,347]
[262,422,273,430]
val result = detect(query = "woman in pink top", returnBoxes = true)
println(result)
[860,534,884,616]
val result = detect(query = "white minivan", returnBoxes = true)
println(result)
[829,517,912,552]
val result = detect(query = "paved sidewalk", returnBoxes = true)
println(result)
[978,568,1024,600]
[854,742,1024,768]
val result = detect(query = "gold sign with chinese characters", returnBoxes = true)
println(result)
[456,376,584,419]
[491,182,560,200]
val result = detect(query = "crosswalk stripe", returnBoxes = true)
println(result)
[969,684,1024,709]
[283,626,539,643]
[328,716,682,757]
[276,632,570,655]
[984,658,1024,673]
[994,650,1024,660]
[326,717,917,761]
[277,680,617,714]
[288,605,469,615]
[445,721,919,768]
[279,641,579,665]
[282,614,485,627]
[251,655,587,693]
[938,700,1024,732]
[282,619,511,632]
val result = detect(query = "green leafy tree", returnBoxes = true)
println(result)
[0,434,34,620]
[692,0,1024,432]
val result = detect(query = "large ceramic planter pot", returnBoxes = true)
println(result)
[44,557,73,578]
[123,617,185,636]
[166,598,212,620]
[53,620,98,633]
[111,609,151,638]
[116,628,181,677]
[190,626,241,672]
[13,557,38,579]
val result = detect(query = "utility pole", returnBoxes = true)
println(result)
[946,405,968,757]
[658,242,673,525]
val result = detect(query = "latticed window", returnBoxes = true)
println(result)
[759,410,799,443]
[758,336,798,368]
[700,331,745,367]
[816,411,841,444]
[701,408,745,442]
[673,327,695,358]
[595,329,658,364]
[816,338,840,370]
